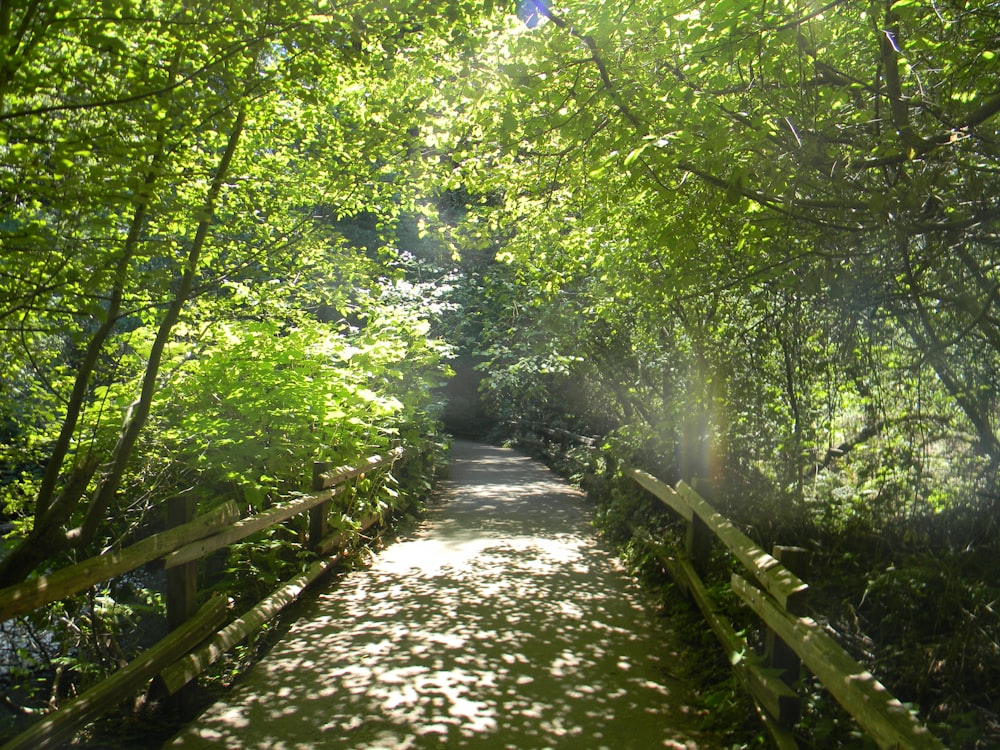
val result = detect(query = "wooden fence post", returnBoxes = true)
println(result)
[686,515,712,575]
[165,494,198,714]
[310,462,330,551]
[166,495,198,630]
[764,545,810,725]
[686,478,714,575]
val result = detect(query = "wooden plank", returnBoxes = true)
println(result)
[312,461,330,490]
[677,481,808,612]
[634,529,800,726]
[674,552,800,744]
[0,595,229,750]
[0,502,240,621]
[773,545,812,579]
[673,556,799,723]
[309,462,331,548]
[159,552,344,694]
[732,575,946,750]
[626,468,693,521]
[162,487,344,569]
[761,715,799,750]
[313,447,407,490]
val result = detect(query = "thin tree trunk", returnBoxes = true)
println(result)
[0,136,173,588]
[0,92,247,589]
[0,51,182,587]
[79,105,248,545]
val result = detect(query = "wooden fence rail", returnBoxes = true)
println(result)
[0,446,416,750]
[529,426,945,750]
[0,502,241,621]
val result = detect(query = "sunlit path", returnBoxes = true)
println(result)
[165,441,716,749]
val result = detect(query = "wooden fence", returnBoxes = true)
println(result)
[530,426,945,750]
[0,445,417,750]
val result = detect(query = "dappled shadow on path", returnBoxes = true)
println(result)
[165,442,712,749]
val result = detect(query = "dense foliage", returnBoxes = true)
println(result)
[433,1,1000,744]
[0,0,488,584]
[450,1,1000,518]
[2,0,999,745]
[0,0,469,728]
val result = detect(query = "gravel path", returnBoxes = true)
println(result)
[165,441,717,749]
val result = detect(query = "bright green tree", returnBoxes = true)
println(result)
[438,1,1000,518]
[0,0,493,587]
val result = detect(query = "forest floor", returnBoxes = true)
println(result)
[163,441,722,749]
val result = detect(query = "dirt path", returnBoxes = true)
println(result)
[165,441,717,749]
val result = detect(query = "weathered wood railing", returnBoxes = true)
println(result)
[529,426,945,750]
[0,445,417,750]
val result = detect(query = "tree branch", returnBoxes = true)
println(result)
[812,414,954,475]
